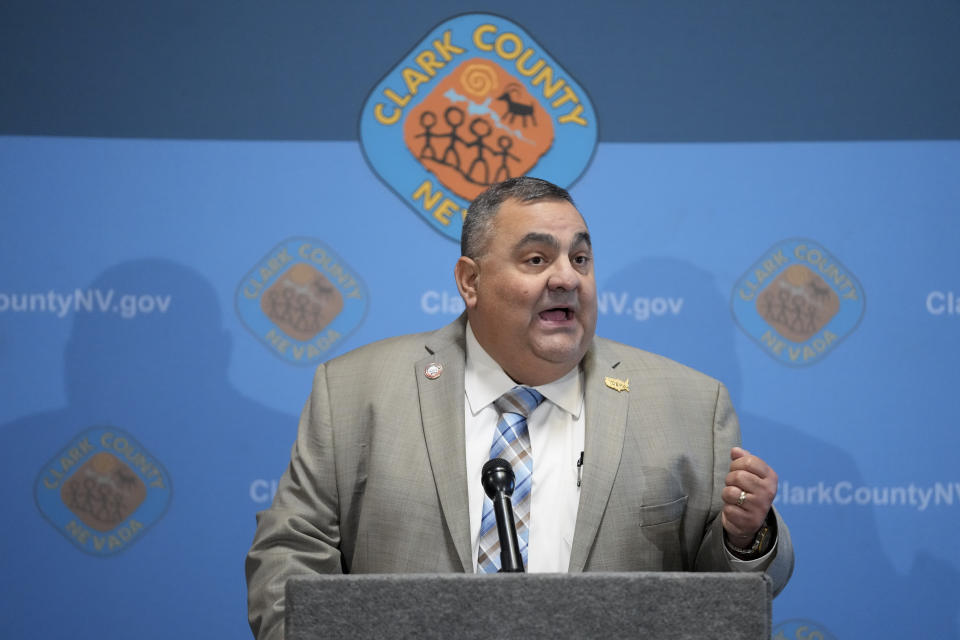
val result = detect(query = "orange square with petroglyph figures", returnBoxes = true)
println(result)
[756,264,840,343]
[60,452,146,533]
[260,263,344,342]
[404,58,555,202]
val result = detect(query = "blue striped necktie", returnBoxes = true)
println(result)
[477,385,545,573]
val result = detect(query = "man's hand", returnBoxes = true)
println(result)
[721,447,778,548]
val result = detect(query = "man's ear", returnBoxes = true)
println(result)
[454,256,480,310]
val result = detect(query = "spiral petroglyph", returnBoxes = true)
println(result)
[459,63,498,97]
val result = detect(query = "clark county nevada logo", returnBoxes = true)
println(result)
[360,13,598,242]
[731,238,866,366]
[235,237,369,366]
[35,427,171,556]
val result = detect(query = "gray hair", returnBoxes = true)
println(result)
[461,176,575,259]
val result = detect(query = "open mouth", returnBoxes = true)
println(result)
[538,307,574,322]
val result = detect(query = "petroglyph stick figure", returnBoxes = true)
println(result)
[440,106,466,170]
[466,118,494,185]
[415,111,439,160]
[493,135,520,182]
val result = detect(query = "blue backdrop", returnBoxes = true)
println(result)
[2,3,958,639]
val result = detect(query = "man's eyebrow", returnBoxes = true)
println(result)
[573,231,592,249]
[514,232,559,251]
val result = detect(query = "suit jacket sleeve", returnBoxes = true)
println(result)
[246,363,343,640]
[694,383,794,596]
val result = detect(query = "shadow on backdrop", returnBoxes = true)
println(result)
[599,256,958,638]
[1,259,297,640]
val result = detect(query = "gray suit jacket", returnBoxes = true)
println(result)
[246,316,793,640]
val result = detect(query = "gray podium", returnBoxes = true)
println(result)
[285,572,772,639]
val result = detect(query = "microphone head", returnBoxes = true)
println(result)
[481,458,515,499]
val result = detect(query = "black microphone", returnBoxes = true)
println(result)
[481,457,525,573]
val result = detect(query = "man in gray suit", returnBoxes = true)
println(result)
[246,177,793,640]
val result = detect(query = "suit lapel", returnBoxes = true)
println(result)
[415,317,473,572]
[568,341,630,572]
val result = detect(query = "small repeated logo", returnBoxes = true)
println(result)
[236,237,368,366]
[34,427,171,556]
[773,618,837,640]
[732,238,865,366]
[360,13,597,242]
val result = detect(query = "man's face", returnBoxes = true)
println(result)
[457,198,598,385]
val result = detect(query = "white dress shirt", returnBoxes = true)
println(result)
[464,324,585,573]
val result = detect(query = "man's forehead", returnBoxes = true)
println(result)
[496,198,587,229]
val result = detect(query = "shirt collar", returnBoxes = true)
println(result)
[464,321,583,418]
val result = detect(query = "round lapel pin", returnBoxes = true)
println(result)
[424,363,443,379]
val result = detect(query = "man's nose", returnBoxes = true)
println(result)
[547,260,580,291]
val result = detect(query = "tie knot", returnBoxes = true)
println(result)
[493,385,545,419]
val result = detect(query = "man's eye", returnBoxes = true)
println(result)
[528,256,544,265]
[573,255,591,265]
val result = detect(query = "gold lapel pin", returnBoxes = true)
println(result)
[424,363,443,379]
[604,376,629,392]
